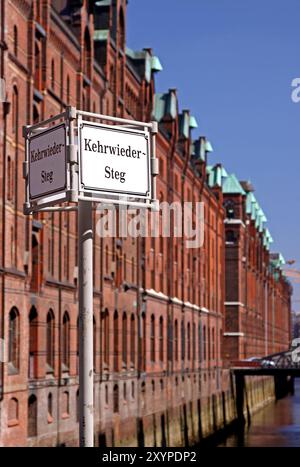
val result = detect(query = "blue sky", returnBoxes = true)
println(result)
[127,0,300,310]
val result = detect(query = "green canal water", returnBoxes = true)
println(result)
[216,380,300,447]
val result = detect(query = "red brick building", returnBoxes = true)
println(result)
[0,0,292,447]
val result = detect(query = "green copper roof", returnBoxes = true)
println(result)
[151,56,163,72]
[189,115,198,129]
[179,111,190,139]
[208,164,228,188]
[153,91,177,122]
[126,48,162,82]
[222,173,246,195]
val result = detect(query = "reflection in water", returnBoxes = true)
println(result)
[218,380,300,447]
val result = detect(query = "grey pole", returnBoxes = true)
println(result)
[78,199,94,447]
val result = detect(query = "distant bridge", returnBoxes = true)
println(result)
[231,349,300,376]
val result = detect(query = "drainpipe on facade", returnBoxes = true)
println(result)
[0,0,8,403]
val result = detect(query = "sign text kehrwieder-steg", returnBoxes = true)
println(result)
[29,124,67,199]
[80,123,151,198]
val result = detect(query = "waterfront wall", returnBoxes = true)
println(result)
[24,372,275,447]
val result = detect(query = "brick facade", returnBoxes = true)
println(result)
[0,0,292,446]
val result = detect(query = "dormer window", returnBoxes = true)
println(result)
[224,200,235,219]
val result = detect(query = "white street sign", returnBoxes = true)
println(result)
[79,123,151,198]
[29,124,67,200]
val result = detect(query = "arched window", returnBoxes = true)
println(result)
[13,25,18,57]
[28,395,37,437]
[113,385,119,413]
[113,311,119,371]
[187,322,191,361]
[62,312,70,369]
[130,314,135,367]
[122,312,127,367]
[46,310,55,371]
[174,320,178,362]
[159,317,164,363]
[150,315,155,362]
[29,307,38,378]
[8,307,20,371]
[8,397,18,424]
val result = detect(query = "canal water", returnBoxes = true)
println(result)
[217,380,300,447]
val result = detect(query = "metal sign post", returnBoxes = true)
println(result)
[78,199,94,447]
[23,107,159,448]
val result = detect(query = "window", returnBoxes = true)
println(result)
[113,311,119,371]
[12,86,18,135]
[203,325,207,362]
[8,307,20,371]
[113,385,119,413]
[28,395,37,438]
[181,320,185,361]
[47,393,53,422]
[83,28,91,78]
[224,200,235,219]
[13,26,18,57]
[150,315,155,362]
[34,42,42,90]
[102,309,109,368]
[159,317,164,363]
[29,307,38,378]
[62,391,69,417]
[8,398,18,425]
[187,322,191,361]
[118,8,125,50]
[226,230,236,244]
[62,312,70,369]
[130,314,135,367]
[122,313,127,367]
[212,328,215,360]
[198,323,202,364]
[46,310,55,371]
[174,320,178,362]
